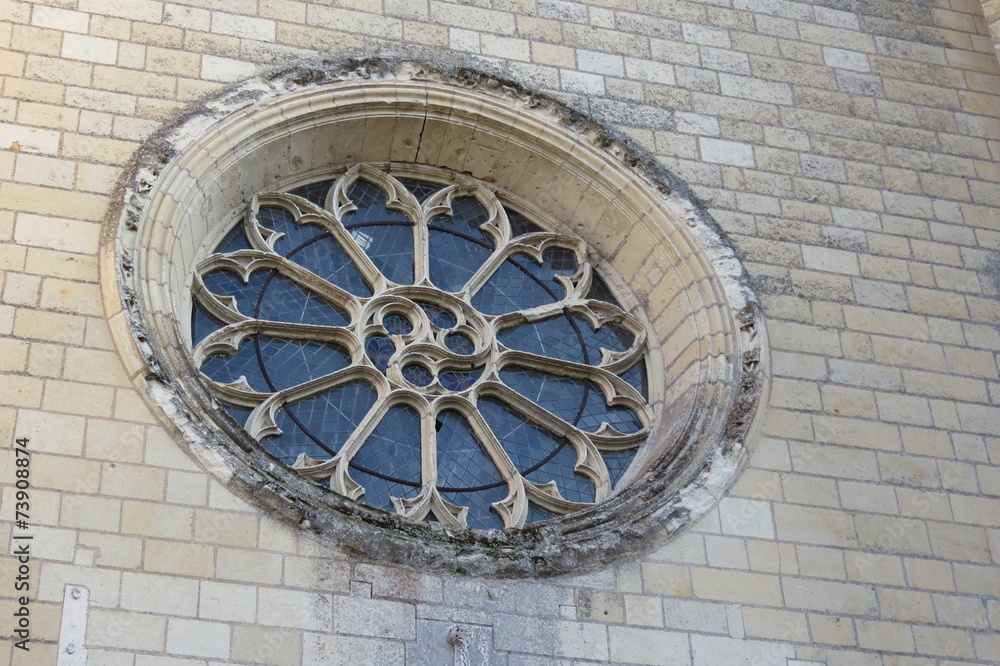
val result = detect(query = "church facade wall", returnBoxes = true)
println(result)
[1,0,999,663]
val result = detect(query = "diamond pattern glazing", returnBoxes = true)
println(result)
[192,167,650,529]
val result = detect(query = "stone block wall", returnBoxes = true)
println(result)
[1,0,999,664]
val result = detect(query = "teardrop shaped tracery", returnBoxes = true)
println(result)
[191,166,652,529]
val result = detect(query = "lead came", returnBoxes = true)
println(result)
[191,165,652,529]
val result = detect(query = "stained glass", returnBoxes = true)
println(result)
[192,299,225,346]
[478,397,595,503]
[430,197,493,243]
[499,367,641,434]
[221,403,253,428]
[403,364,433,387]
[286,234,372,297]
[436,410,506,530]
[526,504,560,523]
[435,411,503,490]
[620,361,647,395]
[201,335,349,392]
[440,489,506,530]
[213,222,253,254]
[288,180,332,207]
[258,337,350,390]
[586,272,622,307]
[339,180,415,285]
[601,449,638,490]
[471,259,555,315]
[383,314,413,335]
[258,206,325,256]
[347,223,413,285]
[203,269,350,326]
[350,405,422,511]
[365,336,395,373]
[498,312,633,366]
[417,302,457,328]
[397,178,442,203]
[428,229,493,292]
[504,206,543,236]
[263,382,377,463]
[193,169,649,529]
[445,334,474,355]
[341,180,410,225]
[200,337,268,391]
[438,368,482,392]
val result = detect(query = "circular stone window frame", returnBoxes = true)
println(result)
[101,58,769,578]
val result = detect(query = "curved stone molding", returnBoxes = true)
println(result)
[101,58,770,577]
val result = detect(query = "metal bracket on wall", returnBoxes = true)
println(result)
[57,584,89,666]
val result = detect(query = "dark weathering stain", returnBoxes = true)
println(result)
[800,0,951,46]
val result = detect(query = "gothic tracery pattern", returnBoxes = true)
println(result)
[191,165,652,529]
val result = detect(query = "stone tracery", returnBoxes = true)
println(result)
[191,164,652,529]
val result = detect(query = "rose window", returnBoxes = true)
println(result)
[191,165,652,530]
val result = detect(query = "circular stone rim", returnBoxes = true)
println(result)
[100,57,770,578]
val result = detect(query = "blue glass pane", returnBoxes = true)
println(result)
[526,504,559,524]
[498,312,585,364]
[221,403,253,428]
[341,180,411,224]
[351,471,419,513]
[525,440,595,504]
[428,229,493,292]
[499,367,640,434]
[384,314,412,335]
[501,365,583,422]
[347,224,414,285]
[202,269,266,317]
[601,449,638,490]
[191,299,224,346]
[577,313,635,355]
[200,337,267,391]
[499,312,632,366]
[579,388,640,434]
[435,410,506,529]
[478,396,558,475]
[478,397,594,503]
[262,382,377,464]
[212,223,253,254]
[257,206,326,256]
[445,334,474,355]
[287,180,332,208]
[258,336,351,391]
[351,405,423,510]
[440,489,507,530]
[435,411,503,490]
[504,206,543,236]
[204,266,351,329]
[397,178,442,204]
[620,361,647,397]
[525,247,577,291]
[365,336,394,373]
[471,259,555,315]
[403,364,432,387]
[472,248,577,315]
[257,273,349,327]
[439,367,482,392]
[429,197,494,245]
[202,335,348,393]
[417,302,457,328]
[286,234,373,297]
[586,272,622,308]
